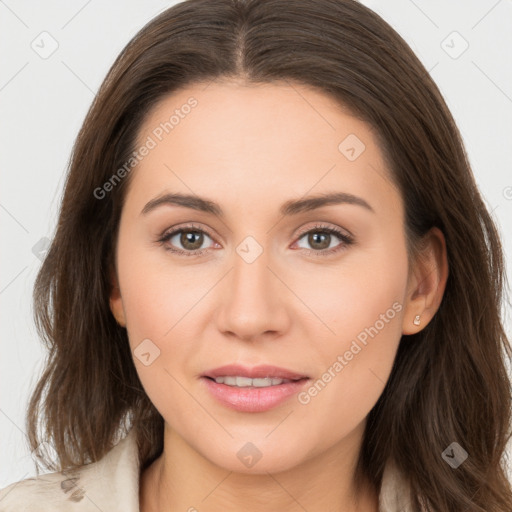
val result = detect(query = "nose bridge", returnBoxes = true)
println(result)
[216,232,287,338]
[231,234,274,309]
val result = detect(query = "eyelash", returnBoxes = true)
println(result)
[156,222,354,258]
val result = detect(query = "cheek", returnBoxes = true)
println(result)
[116,225,207,344]
[293,241,408,433]
[292,236,407,344]
[115,238,205,420]
[115,230,216,408]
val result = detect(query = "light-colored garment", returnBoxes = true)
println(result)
[0,428,413,511]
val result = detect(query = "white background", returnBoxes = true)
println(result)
[1,0,511,488]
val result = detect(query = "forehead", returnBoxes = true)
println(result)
[128,80,401,220]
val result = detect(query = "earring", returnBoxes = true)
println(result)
[413,314,421,326]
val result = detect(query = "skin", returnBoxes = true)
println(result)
[109,79,448,512]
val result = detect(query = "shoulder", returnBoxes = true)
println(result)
[0,470,83,511]
[0,428,140,512]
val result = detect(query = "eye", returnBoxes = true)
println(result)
[293,224,354,256]
[157,223,217,257]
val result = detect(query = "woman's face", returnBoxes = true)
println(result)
[110,79,414,474]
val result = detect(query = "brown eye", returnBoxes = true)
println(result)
[159,226,215,256]
[295,226,353,255]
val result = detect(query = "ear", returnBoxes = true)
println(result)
[109,265,126,328]
[402,227,449,335]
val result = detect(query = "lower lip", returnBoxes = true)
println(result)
[201,377,310,412]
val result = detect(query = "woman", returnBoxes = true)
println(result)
[1,0,511,510]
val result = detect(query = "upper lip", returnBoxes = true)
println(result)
[202,364,309,380]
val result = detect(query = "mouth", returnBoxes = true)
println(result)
[200,364,311,412]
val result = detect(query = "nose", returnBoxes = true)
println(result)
[215,241,291,341]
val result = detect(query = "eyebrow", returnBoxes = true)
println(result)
[140,191,375,217]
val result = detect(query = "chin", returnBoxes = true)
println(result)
[202,438,311,475]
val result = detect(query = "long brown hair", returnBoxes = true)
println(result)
[27,0,512,510]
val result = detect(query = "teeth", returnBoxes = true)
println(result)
[213,376,294,387]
